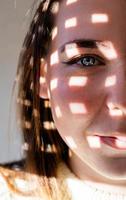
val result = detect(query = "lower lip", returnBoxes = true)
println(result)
[100,136,126,150]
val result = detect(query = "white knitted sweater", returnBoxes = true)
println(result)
[0,163,126,200]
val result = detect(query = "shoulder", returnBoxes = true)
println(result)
[0,166,47,200]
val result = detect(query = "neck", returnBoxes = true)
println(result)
[68,151,126,193]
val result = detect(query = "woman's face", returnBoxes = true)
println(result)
[44,0,126,183]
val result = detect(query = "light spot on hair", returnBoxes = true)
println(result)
[17,98,24,105]
[24,99,31,107]
[24,121,32,129]
[38,25,43,33]
[43,0,50,11]
[66,0,78,5]
[51,2,59,14]
[69,103,87,114]
[43,121,56,130]
[30,82,33,90]
[65,17,77,28]
[33,14,39,23]
[33,109,39,117]
[46,144,52,152]
[29,56,34,68]
[32,34,35,43]
[55,106,62,118]
[50,78,58,91]
[69,76,88,87]
[86,136,101,149]
[68,149,73,157]
[91,14,109,23]
[22,143,29,151]
[50,50,59,66]
[44,100,51,108]
[105,75,116,87]
[41,58,47,73]
[15,75,20,83]
[97,41,118,60]
[52,26,58,40]
[65,136,77,149]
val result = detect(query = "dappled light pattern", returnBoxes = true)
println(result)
[66,0,78,5]
[91,14,109,23]
[24,121,32,129]
[109,109,123,117]
[50,78,58,91]
[65,136,77,149]
[52,26,58,40]
[40,77,46,84]
[22,143,29,151]
[86,136,101,149]
[55,106,62,118]
[97,41,118,60]
[64,43,79,59]
[51,1,60,14]
[105,75,117,87]
[50,50,59,66]
[68,76,88,87]
[69,103,87,114]
[107,102,124,116]
[115,137,126,149]
[65,17,77,28]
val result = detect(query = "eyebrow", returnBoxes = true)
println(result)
[59,39,102,53]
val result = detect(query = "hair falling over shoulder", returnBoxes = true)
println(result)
[11,0,68,199]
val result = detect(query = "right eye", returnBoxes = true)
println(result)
[62,54,105,68]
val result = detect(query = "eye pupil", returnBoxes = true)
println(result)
[81,56,95,66]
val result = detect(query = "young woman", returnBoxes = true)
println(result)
[1,0,126,199]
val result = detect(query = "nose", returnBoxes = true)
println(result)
[106,66,126,116]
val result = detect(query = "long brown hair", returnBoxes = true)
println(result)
[13,0,68,198]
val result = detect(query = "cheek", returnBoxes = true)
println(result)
[49,76,106,135]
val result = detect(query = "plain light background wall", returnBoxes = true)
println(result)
[0,0,34,163]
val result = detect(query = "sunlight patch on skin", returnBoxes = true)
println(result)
[109,109,123,117]
[39,77,46,84]
[65,136,77,149]
[69,76,88,87]
[66,0,78,5]
[52,26,58,40]
[91,14,109,23]
[50,50,59,66]
[65,17,77,28]
[55,106,62,118]
[64,43,79,58]
[115,139,126,149]
[105,75,117,87]
[69,103,87,114]
[97,41,118,60]
[50,78,58,91]
[86,136,101,149]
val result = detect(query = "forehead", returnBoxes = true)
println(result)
[53,0,126,50]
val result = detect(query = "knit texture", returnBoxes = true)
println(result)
[1,163,126,199]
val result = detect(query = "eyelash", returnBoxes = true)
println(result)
[62,54,105,68]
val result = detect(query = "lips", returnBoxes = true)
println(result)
[99,136,126,150]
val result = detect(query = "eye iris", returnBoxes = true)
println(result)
[81,56,95,66]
